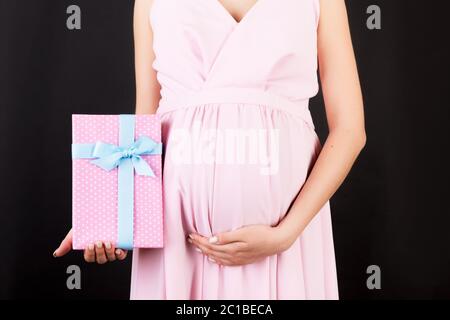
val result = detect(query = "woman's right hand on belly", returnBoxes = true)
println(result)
[53,229,128,264]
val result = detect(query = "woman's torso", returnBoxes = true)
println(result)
[150,0,322,232]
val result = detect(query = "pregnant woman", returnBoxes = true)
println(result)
[55,0,366,300]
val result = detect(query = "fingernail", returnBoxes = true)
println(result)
[188,234,194,239]
[187,238,193,244]
[208,236,218,244]
[96,241,103,249]
[88,244,94,251]
[115,249,122,255]
[53,251,57,258]
[105,242,111,249]
[208,257,216,263]
[195,248,202,253]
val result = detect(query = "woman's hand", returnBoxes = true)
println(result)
[53,229,128,264]
[188,225,294,266]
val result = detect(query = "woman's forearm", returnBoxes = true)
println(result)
[277,127,366,249]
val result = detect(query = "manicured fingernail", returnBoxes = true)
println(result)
[96,241,102,249]
[115,249,122,255]
[208,257,216,263]
[53,251,57,258]
[208,236,218,244]
[105,242,111,249]
[88,244,94,251]
[195,248,202,253]
[188,234,194,239]
[187,237,193,244]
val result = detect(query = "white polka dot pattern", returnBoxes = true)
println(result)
[72,114,163,250]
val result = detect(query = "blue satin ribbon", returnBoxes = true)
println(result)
[72,114,162,249]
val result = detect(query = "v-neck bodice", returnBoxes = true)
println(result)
[150,0,320,119]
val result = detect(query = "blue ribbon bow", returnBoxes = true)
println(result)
[89,136,162,177]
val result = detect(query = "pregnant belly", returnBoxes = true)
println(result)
[159,104,319,236]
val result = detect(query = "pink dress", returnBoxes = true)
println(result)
[130,0,339,300]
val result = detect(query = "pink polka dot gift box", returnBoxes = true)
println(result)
[71,114,163,250]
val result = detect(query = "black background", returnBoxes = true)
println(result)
[0,0,449,300]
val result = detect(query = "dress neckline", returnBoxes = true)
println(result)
[213,0,263,25]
